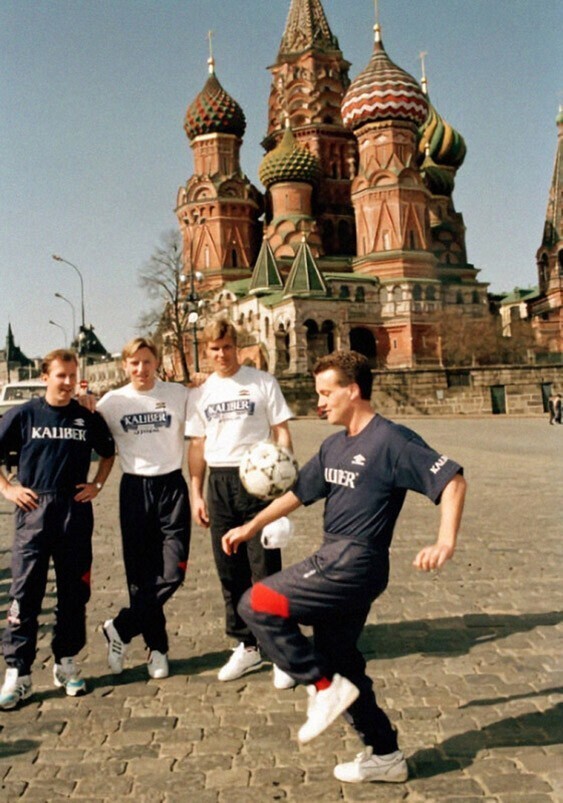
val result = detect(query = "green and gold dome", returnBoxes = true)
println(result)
[418,99,466,169]
[259,123,321,188]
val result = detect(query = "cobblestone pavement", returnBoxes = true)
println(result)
[0,417,561,802]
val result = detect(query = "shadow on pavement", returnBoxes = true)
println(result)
[409,703,563,779]
[0,738,40,758]
[360,611,563,659]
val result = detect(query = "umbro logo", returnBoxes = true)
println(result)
[73,418,85,427]
[351,454,366,466]
[155,402,167,409]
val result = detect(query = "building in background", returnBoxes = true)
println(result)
[0,325,38,384]
[529,107,563,359]
[172,0,489,376]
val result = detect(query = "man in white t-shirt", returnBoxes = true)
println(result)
[186,318,295,687]
[97,337,191,681]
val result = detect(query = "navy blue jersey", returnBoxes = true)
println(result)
[0,397,115,493]
[293,415,462,548]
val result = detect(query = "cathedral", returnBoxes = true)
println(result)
[173,0,488,377]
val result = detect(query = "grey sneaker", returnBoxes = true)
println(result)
[333,746,408,783]
[298,674,359,743]
[0,667,32,710]
[103,619,127,674]
[218,643,263,682]
[53,657,87,697]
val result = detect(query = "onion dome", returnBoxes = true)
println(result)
[259,122,321,188]
[341,25,428,131]
[184,58,246,141]
[418,99,466,169]
[421,148,455,196]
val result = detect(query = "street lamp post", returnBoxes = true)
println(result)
[54,292,76,344]
[182,212,206,374]
[51,255,85,332]
[49,319,67,347]
[51,254,87,379]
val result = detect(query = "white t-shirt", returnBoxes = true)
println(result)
[97,380,190,476]
[185,366,292,467]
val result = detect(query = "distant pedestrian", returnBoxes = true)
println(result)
[0,349,115,709]
[548,393,561,425]
[222,351,467,784]
[186,318,295,689]
[96,337,191,680]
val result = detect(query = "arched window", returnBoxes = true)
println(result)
[349,327,376,368]
[426,286,436,301]
[413,284,423,301]
[355,286,365,302]
[339,284,350,299]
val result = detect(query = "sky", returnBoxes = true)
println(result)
[1,0,562,359]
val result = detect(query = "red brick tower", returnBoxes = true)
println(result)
[264,0,357,256]
[177,52,262,290]
[529,108,563,355]
[342,21,436,367]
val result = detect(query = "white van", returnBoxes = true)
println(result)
[0,379,46,418]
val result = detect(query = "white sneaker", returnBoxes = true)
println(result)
[273,664,296,690]
[147,650,169,679]
[333,746,408,783]
[103,619,127,674]
[53,657,87,697]
[0,667,32,710]
[217,643,263,682]
[298,674,359,743]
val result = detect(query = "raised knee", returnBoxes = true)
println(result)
[250,582,290,619]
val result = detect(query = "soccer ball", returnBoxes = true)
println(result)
[239,441,299,500]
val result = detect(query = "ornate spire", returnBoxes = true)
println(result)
[541,107,563,247]
[278,0,339,58]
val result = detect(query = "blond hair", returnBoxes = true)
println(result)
[202,317,238,345]
[121,336,160,362]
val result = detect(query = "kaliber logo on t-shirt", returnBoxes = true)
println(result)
[324,466,359,488]
[204,399,255,421]
[120,411,172,433]
[429,455,449,475]
[31,423,87,441]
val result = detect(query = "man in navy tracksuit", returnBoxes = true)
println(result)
[0,349,115,709]
[222,351,467,785]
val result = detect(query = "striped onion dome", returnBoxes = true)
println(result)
[418,99,466,169]
[421,149,455,196]
[259,123,321,188]
[184,59,246,141]
[342,28,428,131]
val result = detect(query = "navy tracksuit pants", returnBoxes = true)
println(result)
[113,470,190,654]
[238,535,399,754]
[3,493,93,675]
[208,467,281,648]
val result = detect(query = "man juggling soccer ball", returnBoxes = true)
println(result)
[222,351,466,785]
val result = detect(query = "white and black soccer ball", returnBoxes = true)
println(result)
[239,441,299,500]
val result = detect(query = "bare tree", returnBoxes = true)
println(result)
[436,308,538,367]
[138,230,190,382]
